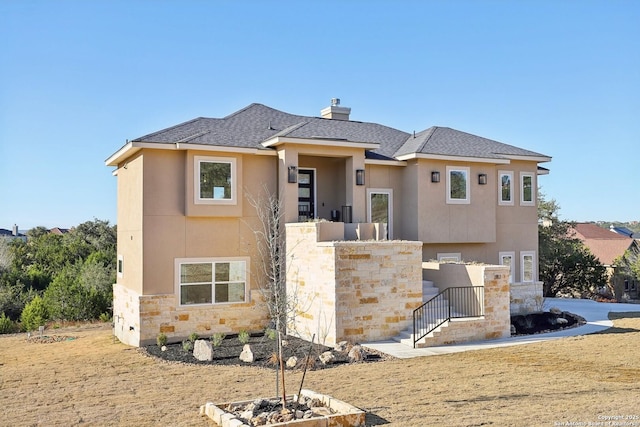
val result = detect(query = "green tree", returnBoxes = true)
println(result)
[538,193,608,297]
[20,295,49,331]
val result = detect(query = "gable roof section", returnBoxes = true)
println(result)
[394,127,550,162]
[571,223,636,266]
[106,103,550,166]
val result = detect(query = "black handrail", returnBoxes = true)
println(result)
[412,286,484,348]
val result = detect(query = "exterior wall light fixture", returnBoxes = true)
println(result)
[478,173,488,185]
[288,166,297,183]
[355,169,365,186]
[431,171,440,183]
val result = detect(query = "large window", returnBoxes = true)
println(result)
[499,251,515,283]
[177,258,248,305]
[195,156,236,204]
[437,253,461,263]
[446,166,470,204]
[521,251,535,283]
[520,172,535,206]
[498,171,514,206]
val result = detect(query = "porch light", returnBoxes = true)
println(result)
[288,166,297,183]
[355,169,365,186]
[478,173,487,185]
[431,171,440,183]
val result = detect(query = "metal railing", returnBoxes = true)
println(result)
[412,286,484,348]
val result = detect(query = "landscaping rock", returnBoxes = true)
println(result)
[239,344,254,363]
[193,339,213,361]
[557,317,568,325]
[334,341,348,352]
[550,307,562,315]
[286,356,298,368]
[348,344,366,362]
[319,351,335,365]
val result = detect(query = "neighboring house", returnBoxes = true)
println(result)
[0,225,26,242]
[609,225,636,239]
[106,100,551,347]
[49,227,69,235]
[571,223,640,300]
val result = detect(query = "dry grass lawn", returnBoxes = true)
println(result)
[2,313,640,426]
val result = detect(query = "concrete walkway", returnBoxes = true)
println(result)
[362,298,640,359]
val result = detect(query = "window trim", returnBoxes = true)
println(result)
[499,251,515,283]
[446,166,470,204]
[498,171,514,206]
[175,257,249,306]
[367,188,393,239]
[521,251,535,283]
[194,155,237,205]
[520,172,535,206]
[437,253,461,263]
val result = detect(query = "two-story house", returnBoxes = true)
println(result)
[106,100,551,347]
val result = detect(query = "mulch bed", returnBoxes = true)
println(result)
[142,333,387,370]
[510,311,586,335]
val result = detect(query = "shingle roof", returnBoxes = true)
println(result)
[571,223,636,266]
[394,126,548,159]
[130,103,549,162]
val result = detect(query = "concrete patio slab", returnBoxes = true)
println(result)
[362,298,640,359]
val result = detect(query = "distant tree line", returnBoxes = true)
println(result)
[0,219,116,333]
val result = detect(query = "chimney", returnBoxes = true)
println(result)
[12,224,18,236]
[320,98,351,121]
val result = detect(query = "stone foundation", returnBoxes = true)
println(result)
[113,283,269,347]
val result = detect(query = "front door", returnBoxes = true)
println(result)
[298,169,315,221]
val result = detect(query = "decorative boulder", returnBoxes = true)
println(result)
[348,344,366,362]
[334,341,348,352]
[550,307,562,315]
[319,351,335,365]
[286,356,298,368]
[193,339,213,361]
[239,344,254,363]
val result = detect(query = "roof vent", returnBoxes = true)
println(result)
[321,98,351,121]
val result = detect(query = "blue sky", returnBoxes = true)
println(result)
[1,0,638,229]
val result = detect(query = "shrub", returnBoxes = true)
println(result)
[182,339,194,352]
[264,327,277,340]
[0,312,17,334]
[238,329,250,344]
[156,333,168,347]
[20,295,49,331]
[99,312,112,323]
[210,332,225,347]
[188,332,199,343]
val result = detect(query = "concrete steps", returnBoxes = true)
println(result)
[392,280,474,347]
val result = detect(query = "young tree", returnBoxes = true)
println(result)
[245,186,296,407]
[538,193,608,297]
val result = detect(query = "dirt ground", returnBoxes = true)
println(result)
[2,312,640,427]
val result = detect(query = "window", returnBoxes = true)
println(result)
[195,156,236,204]
[176,258,248,305]
[499,251,515,283]
[367,188,393,239]
[520,172,535,206]
[521,251,535,283]
[438,253,461,263]
[498,171,514,206]
[446,167,470,204]
[117,255,124,278]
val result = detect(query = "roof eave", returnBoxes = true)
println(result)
[262,136,379,150]
[395,153,511,164]
[502,154,552,163]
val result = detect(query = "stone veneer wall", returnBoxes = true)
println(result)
[285,222,423,346]
[113,283,269,347]
[510,281,544,314]
[421,262,512,346]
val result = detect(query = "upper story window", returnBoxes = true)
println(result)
[446,166,470,204]
[520,172,535,206]
[177,257,248,306]
[498,171,514,206]
[195,156,236,205]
